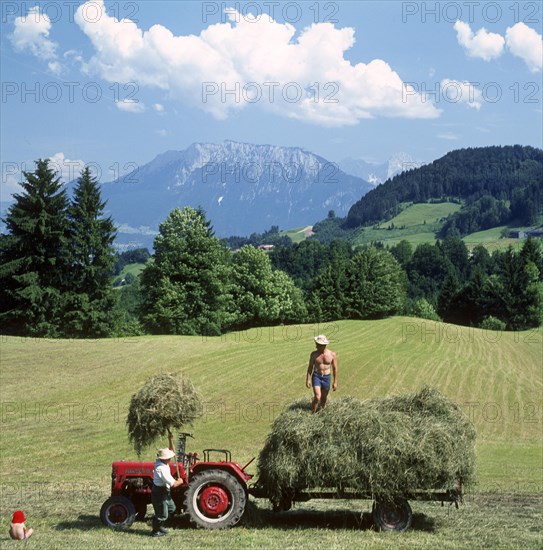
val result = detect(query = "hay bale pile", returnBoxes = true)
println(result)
[127,372,203,456]
[257,387,476,502]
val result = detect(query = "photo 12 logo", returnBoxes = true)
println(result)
[2,160,140,187]
[1,1,139,24]
[401,2,541,24]
[402,81,541,105]
[201,1,340,24]
[2,81,140,105]
[202,81,340,105]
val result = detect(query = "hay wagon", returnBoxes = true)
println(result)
[100,433,465,533]
[101,388,474,533]
[248,482,463,532]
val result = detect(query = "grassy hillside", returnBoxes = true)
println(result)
[112,262,146,286]
[386,202,462,228]
[351,202,458,247]
[280,226,313,243]
[1,319,541,548]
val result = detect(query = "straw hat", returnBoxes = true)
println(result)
[157,448,175,460]
[314,334,329,345]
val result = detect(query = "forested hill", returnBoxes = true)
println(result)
[345,145,543,231]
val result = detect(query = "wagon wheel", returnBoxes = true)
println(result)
[184,469,247,529]
[372,498,412,532]
[100,495,136,529]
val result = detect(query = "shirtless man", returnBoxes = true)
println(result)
[306,335,337,413]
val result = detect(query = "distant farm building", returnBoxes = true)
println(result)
[508,228,543,239]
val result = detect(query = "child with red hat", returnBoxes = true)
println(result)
[9,510,33,541]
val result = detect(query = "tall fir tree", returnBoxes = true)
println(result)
[496,246,541,329]
[0,159,69,336]
[64,167,117,337]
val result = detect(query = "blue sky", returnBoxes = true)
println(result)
[1,0,542,201]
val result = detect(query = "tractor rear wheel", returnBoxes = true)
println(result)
[100,495,136,529]
[372,498,412,532]
[184,469,246,529]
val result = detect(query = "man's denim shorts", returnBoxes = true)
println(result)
[312,372,331,391]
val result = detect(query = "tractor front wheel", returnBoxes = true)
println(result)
[100,496,136,530]
[184,469,246,529]
[372,498,412,532]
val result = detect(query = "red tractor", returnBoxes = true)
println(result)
[101,432,463,532]
[100,433,254,530]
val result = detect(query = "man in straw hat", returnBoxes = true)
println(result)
[306,334,338,413]
[151,433,183,537]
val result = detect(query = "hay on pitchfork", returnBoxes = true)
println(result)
[257,387,476,504]
[127,372,203,456]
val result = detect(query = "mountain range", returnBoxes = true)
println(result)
[339,153,423,185]
[99,141,374,248]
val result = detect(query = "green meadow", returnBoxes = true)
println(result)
[1,318,541,548]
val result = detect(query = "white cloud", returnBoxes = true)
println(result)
[1,171,22,203]
[48,152,86,183]
[454,21,505,61]
[440,79,483,110]
[505,22,543,73]
[47,61,62,74]
[454,20,542,73]
[116,99,145,113]
[74,0,440,126]
[10,6,58,61]
[153,103,165,112]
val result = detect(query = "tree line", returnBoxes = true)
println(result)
[346,145,543,234]
[1,159,541,338]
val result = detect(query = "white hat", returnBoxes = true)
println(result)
[157,448,175,460]
[314,334,329,345]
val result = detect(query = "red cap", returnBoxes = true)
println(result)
[12,510,26,523]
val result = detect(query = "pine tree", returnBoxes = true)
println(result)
[308,261,349,322]
[0,159,69,336]
[64,167,117,337]
[437,272,460,321]
[496,247,541,329]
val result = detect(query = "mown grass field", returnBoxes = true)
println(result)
[1,318,542,548]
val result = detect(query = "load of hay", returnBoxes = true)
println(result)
[127,372,203,456]
[257,387,476,502]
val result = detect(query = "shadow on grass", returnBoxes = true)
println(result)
[54,514,192,536]
[241,502,436,533]
[53,507,436,534]
[55,514,103,531]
